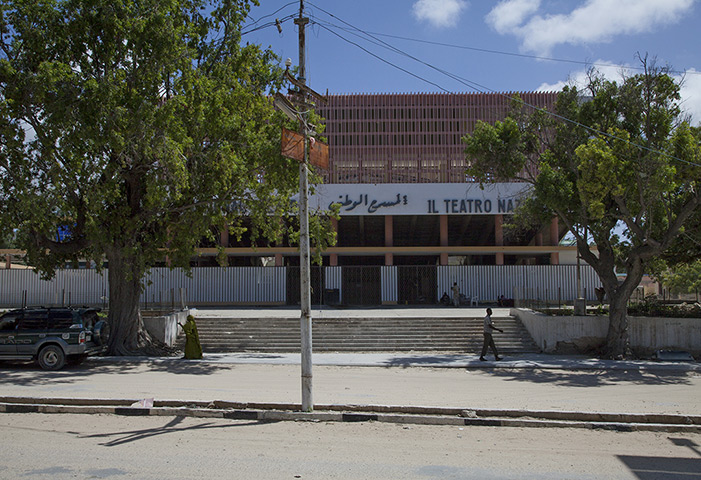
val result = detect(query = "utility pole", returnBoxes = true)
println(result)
[574,227,586,315]
[295,0,313,412]
[274,0,326,412]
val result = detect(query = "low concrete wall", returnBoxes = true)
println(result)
[142,310,189,346]
[512,308,701,356]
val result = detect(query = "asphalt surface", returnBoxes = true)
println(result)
[1,306,699,432]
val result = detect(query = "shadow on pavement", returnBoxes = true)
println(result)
[0,358,240,387]
[481,367,693,387]
[617,455,701,479]
[79,416,271,447]
[383,355,469,368]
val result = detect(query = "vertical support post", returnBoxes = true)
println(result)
[439,214,448,266]
[550,217,559,265]
[495,214,504,265]
[574,228,586,315]
[330,217,338,266]
[295,1,313,412]
[219,225,229,248]
[384,215,393,266]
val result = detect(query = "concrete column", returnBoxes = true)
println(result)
[384,215,393,266]
[275,254,284,267]
[495,214,504,265]
[550,217,560,265]
[440,214,448,265]
[330,217,339,266]
[219,227,229,248]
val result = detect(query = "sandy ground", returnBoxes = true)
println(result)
[1,413,700,479]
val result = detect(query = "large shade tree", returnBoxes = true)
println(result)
[464,61,701,358]
[650,206,701,296]
[0,0,309,354]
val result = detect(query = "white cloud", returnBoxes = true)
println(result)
[486,0,695,56]
[536,63,701,126]
[486,0,540,34]
[679,69,701,126]
[412,0,468,28]
[536,60,631,91]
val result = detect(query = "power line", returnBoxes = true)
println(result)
[305,2,701,168]
[355,31,701,77]
[314,24,451,93]
[242,14,296,36]
[242,1,297,31]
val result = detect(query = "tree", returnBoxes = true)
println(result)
[655,260,701,295]
[649,204,701,296]
[464,60,701,358]
[0,0,312,354]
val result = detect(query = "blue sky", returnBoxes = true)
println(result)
[242,0,701,124]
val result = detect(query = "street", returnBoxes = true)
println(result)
[1,413,699,479]
[1,355,700,479]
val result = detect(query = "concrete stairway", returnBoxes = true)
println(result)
[186,314,540,355]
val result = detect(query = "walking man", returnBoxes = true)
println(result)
[451,282,460,307]
[480,308,503,361]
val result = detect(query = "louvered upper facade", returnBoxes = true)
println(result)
[316,92,558,184]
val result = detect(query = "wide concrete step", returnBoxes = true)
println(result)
[180,315,540,354]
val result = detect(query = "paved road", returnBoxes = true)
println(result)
[1,354,700,417]
[2,306,699,478]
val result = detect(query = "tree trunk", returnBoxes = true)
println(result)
[604,294,630,359]
[601,264,643,359]
[105,248,153,355]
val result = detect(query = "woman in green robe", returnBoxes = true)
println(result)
[179,315,203,359]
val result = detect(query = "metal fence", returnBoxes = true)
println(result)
[0,264,600,309]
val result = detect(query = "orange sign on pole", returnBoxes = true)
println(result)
[281,127,304,162]
[281,127,329,170]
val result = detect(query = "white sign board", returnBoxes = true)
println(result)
[303,183,531,216]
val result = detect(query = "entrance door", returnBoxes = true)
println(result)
[342,266,381,306]
[286,266,325,305]
[398,266,437,305]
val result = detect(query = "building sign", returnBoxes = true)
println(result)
[281,127,329,169]
[305,183,531,216]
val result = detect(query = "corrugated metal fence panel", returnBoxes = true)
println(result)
[381,266,398,303]
[143,268,181,307]
[57,269,108,306]
[437,266,472,300]
[437,265,599,303]
[142,267,287,305]
[324,267,342,290]
[1,264,600,307]
[0,269,107,308]
[510,265,599,302]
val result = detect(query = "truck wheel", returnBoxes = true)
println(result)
[37,345,66,371]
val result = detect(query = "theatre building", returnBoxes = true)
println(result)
[201,91,596,306]
[0,91,600,308]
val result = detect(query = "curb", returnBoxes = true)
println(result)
[2,397,699,433]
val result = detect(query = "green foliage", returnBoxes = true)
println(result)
[0,0,320,279]
[627,295,701,318]
[463,59,701,357]
[652,260,701,294]
[0,230,14,249]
